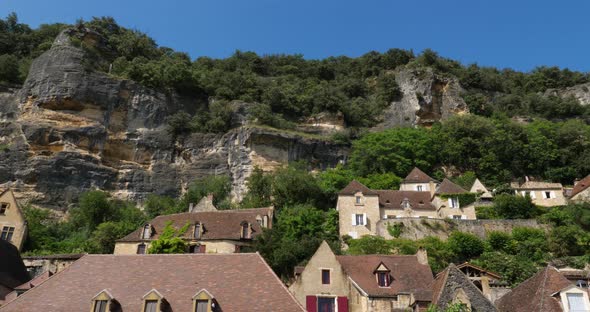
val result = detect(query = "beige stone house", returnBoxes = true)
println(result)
[471,178,494,205]
[289,241,433,312]
[114,203,273,255]
[337,169,477,239]
[511,180,567,207]
[0,189,27,251]
[570,174,590,203]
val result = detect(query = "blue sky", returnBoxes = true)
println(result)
[3,0,589,71]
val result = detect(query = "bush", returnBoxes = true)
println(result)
[447,231,484,262]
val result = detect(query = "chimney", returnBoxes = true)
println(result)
[416,247,428,265]
[188,202,194,212]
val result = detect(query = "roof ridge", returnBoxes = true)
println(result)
[83,253,260,257]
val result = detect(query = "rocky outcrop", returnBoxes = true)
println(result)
[0,29,348,210]
[376,67,469,129]
[545,82,590,106]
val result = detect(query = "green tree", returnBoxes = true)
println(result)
[347,235,392,255]
[147,222,189,254]
[241,166,273,208]
[447,231,484,263]
[143,194,176,218]
[492,194,539,219]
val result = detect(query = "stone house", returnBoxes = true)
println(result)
[289,241,434,312]
[0,190,27,251]
[570,174,590,203]
[114,204,273,255]
[470,178,493,205]
[337,168,476,239]
[427,264,497,312]
[0,253,304,312]
[511,180,567,207]
[497,266,590,312]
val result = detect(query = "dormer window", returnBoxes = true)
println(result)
[355,196,362,205]
[377,272,390,287]
[193,289,216,312]
[142,289,165,312]
[256,215,263,226]
[0,202,8,214]
[91,290,116,312]
[241,222,251,239]
[142,224,152,239]
[401,198,410,209]
[374,263,391,287]
[194,222,202,239]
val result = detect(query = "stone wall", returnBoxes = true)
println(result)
[376,218,548,240]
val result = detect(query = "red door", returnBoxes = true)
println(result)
[337,297,348,312]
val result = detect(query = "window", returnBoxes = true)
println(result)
[452,215,462,220]
[142,224,151,239]
[355,214,365,225]
[402,199,410,209]
[1,226,15,241]
[189,245,206,253]
[137,243,146,254]
[377,272,390,287]
[450,197,459,208]
[321,269,330,284]
[194,223,201,239]
[0,202,8,214]
[195,300,209,312]
[355,196,362,204]
[144,300,158,312]
[566,293,586,312]
[545,191,551,199]
[317,297,335,312]
[416,185,423,191]
[241,223,250,239]
[94,300,108,312]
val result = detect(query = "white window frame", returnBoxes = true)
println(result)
[352,213,366,226]
[416,185,423,191]
[448,197,459,208]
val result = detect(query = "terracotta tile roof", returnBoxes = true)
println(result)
[336,254,433,300]
[0,253,304,312]
[338,180,377,195]
[403,167,438,183]
[376,190,436,210]
[117,207,273,242]
[571,174,590,197]
[496,266,573,312]
[436,179,467,195]
[513,181,563,190]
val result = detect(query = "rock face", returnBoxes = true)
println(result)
[545,82,590,106]
[376,67,469,129]
[0,29,348,210]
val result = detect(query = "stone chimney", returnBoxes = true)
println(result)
[189,194,217,213]
[416,247,428,265]
[188,202,194,212]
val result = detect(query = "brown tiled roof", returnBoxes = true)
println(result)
[436,179,468,195]
[496,266,573,312]
[571,174,590,197]
[338,180,377,195]
[403,168,437,183]
[376,190,435,210]
[117,207,273,242]
[0,254,304,312]
[513,181,563,190]
[336,254,433,300]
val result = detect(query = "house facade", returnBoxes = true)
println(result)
[496,266,590,312]
[0,253,304,312]
[337,168,477,239]
[570,174,590,203]
[289,241,433,312]
[511,180,567,207]
[0,190,27,251]
[114,205,273,255]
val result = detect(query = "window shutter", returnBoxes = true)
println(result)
[351,214,356,225]
[461,215,467,220]
[337,297,349,312]
[530,192,536,199]
[542,192,548,199]
[448,198,453,207]
[362,213,367,225]
[306,296,317,312]
[550,191,556,199]
[199,245,206,253]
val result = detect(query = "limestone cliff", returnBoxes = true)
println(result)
[0,29,348,210]
[545,82,590,106]
[376,67,469,129]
